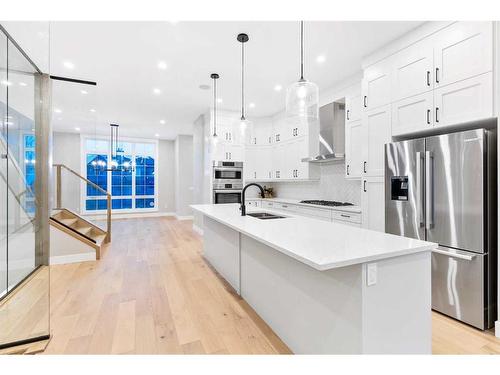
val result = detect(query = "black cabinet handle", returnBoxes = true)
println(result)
[427,109,431,125]
[346,110,350,120]
[363,161,367,173]
[363,180,367,192]
[435,67,440,84]
[426,71,430,86]
[363,96,367,108]
[347,164,350,175]
[340,214,351,218]
[435,107,439,123]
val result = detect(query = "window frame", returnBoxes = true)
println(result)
[80,134,159,215]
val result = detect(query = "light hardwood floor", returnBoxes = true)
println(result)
[43,216,500,354]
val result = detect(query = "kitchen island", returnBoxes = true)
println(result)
[191,203,437,354]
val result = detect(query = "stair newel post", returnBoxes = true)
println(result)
[106,193,111,243]
[56,164,62,209]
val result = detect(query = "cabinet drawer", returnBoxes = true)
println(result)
[332,211,361,224]
[261,200,274,209]
[294,206,332,221]
[274,202,296,212]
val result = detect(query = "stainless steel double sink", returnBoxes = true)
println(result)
[247,212,286,220]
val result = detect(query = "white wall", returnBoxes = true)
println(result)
[192,114,205,204]
[174,134,194,217]
[157,139,176,213]
[53,131,81,213]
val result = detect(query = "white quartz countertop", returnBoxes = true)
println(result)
[191,204,436,271]
[251,197,362,213]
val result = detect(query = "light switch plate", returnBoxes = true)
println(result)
[367,263,377,286]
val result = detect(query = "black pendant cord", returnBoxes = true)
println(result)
[241,39,245,120]
[213,76,217,136]
[211,73,219,137]
[300,20,304,81]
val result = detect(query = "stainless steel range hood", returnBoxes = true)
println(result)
[302,101,345,163]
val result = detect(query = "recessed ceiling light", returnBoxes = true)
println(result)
[80,90,88,95]
[19,82,27,87]
[1,80,12,86]
[63,61,75,69]
[159,120,166,124]
[217,98,223,103]
[89,108,96,113]
[157,61,168,70]
[199,84,210,90]
[54,108,62,114]
[154,133,160,137]
[316,55,326,63]
[248,102,255,109]
[274,84,282,92]
[153,88,161,95]
[75,127,80,131]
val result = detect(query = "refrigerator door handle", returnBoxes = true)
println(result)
[432,248,476,261]
[416,151,424,227]
[425,151,434,229]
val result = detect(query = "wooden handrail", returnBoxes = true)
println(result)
[53,163,109,195]
[53,163,111,243]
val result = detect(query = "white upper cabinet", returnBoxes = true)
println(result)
[345,92,363,122]
[434,72,493,128]
[434,22,493,88]
[392,38,434,101]
[345,119,363,179]
[362,104,391,177]
[392,91,434,136]
[362,57,393,110]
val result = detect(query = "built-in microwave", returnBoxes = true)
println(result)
[213,161,243,181]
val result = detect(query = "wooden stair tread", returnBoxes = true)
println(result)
[59,218,78,226]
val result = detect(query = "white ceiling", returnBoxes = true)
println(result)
[3,21,424,139]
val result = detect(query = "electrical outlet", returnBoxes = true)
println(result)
[367,263,377,286]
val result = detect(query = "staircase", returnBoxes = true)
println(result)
[50,164,112,263]
[50,209,108,259]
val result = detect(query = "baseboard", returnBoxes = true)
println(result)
[84,211,176,220]
[175,215,194,221]
[50,252,96,265]
[192,224,204,236]
[496,320,500,338]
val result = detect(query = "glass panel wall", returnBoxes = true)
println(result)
[0,24,50,349]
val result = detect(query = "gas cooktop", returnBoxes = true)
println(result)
[300,200,354,207]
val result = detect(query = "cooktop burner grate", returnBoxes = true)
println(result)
[300,200,354,207]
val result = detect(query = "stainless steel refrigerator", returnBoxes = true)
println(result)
[385,128,497,330]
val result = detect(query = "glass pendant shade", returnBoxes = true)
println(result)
[238,117,253,144]
[286,21,319,123]
[286,79,319,121]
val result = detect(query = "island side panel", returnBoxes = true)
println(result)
[361,251,432,354]
[203,216,241,294]
[240,234,364,354]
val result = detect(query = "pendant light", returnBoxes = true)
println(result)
[210,73,219,146]
[237,33,252,142]
[286,21,319,122]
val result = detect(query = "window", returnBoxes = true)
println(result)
[83,137,157,212]
[23,134,36,214]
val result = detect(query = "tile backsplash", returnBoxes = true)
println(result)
[266,162,361,205]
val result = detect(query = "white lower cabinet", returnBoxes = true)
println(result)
[433,72,493,129]
[361,176,385,232]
